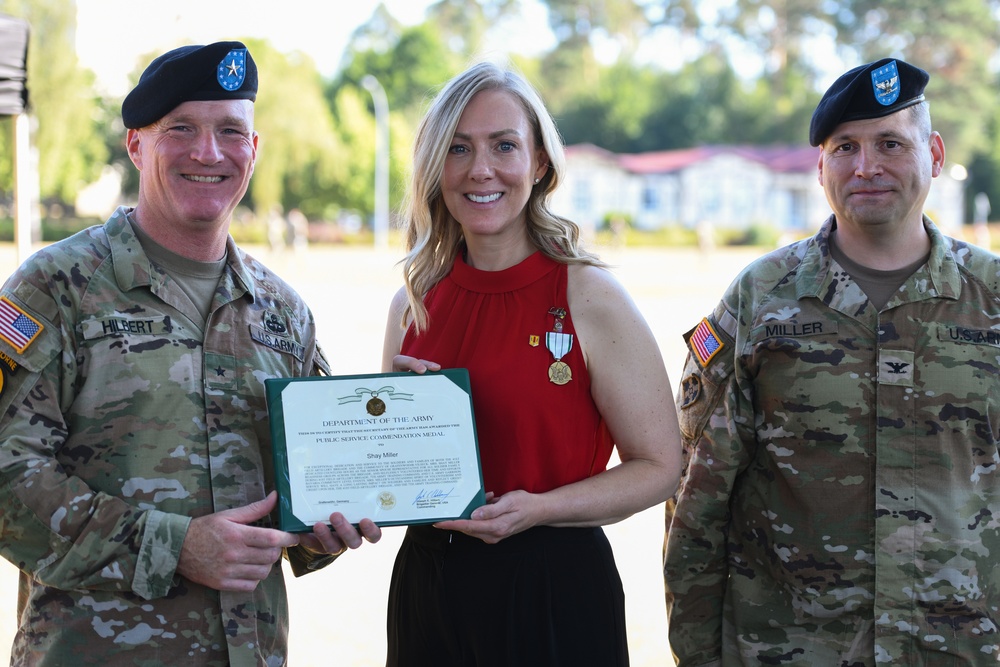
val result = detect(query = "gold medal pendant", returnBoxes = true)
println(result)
[545,306,573,385]
[548,360,572,385]
[366,396,386,416]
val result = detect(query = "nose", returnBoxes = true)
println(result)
[190,131,223,164]
[468,150,494,181]
[853,145,883,179]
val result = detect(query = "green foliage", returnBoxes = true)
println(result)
[5,0,1000,235]
[0,0,108,205]
[333,23,462,122]
[716,222,782,248]
[600,211,634,229]
[965,104,1000,223]
[551,63,660,151]
[834,0,999,167]
[426,0,521,56]
[40,216,101,241]
[0,116,11,189]
[640,53,749,149]
[241,38,344,219]
[593,224,699,247]
[326,22,457,223]
[549,49,820,152]
[0,215,101,242]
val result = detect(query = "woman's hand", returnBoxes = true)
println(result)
[390,354,441,374]
[434,491,544,544]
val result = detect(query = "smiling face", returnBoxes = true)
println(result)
[817,106,944,236]
[127,99,258,254]
[441,89,548,252]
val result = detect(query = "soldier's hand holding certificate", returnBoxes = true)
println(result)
[265,369,485,531]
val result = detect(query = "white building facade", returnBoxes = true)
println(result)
[552,143,966,238]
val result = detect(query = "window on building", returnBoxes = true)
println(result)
[642,185,659,211]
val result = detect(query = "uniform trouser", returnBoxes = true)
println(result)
[385,523,629,667]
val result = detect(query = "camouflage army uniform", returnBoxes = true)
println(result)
[664,216,1000,666]
[0,207,332,666]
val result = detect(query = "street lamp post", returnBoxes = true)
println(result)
[361,75,389,250]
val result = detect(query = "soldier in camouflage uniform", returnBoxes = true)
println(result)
[0,42,380,666]
[664,58,1000,665]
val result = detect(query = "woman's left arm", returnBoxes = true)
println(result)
[436,264,682,541]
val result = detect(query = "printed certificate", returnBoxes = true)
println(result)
[265,370,484,532]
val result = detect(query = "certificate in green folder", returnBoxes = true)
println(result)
[265,369,485,532]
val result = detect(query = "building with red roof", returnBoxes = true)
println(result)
[550,143,965,240]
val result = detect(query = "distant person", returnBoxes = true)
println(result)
[379,60,682,666]
[268,203,288,251]
[664,57,1000,664]
[287,208,309,252]
[974,191,992,249]
[0,41,379,666]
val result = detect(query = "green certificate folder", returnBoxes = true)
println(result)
[265,369,485,532]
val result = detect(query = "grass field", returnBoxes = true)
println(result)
[0,240,765,666]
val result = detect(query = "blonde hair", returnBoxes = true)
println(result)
[399,59,604,333]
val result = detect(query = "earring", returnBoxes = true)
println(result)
[534,178,540,184]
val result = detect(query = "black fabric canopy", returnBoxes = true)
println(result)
[0,13,30,115]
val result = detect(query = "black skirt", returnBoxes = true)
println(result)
[386,523,629,667]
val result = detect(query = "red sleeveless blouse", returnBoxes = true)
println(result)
[401,252,613,496]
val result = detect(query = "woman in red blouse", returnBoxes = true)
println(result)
[380,60,681,667]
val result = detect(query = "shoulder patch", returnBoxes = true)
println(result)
[679,374,701,409]
[0,296,44,353]
[689,317,724,367]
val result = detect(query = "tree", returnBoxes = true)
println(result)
[638,53,750,149]
[426,0,521,57]
[330,16,461,224]
[334,21,462,122]
[549,62,661,152]
[540,0,648,91]
[964,83,1000,224]
[0,0,107,209]
[831,0,999,167]
[242,38,345,220]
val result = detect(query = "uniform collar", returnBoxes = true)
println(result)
[795,215,962,307]
[105,206,258,303]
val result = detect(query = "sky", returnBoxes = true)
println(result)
[76,0,555,97]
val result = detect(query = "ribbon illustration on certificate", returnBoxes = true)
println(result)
[265,370,484,531]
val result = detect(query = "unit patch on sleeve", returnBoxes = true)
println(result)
[0,296,44,353]
[0,350,16,397]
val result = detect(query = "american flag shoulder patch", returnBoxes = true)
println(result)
[690,317,724,367]
[0,296,44,354]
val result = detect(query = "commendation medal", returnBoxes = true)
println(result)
[545,307,573,385]
[366,394,386,416]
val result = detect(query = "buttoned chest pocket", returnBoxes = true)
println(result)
[75,312,199,413]
[746,319,876,450]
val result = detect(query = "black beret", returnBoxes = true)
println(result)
[122,41,257,129]
[809,58,929,146]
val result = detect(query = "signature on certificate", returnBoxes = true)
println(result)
[412,487,455,506]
